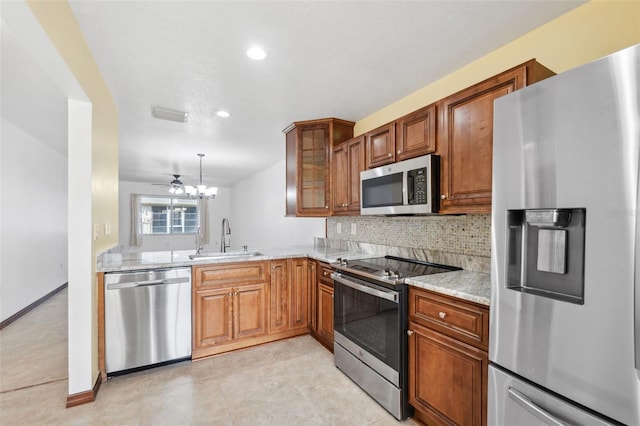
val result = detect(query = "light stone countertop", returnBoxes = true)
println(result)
[99,246,491,307]
[405,270,491,306]
[97,245,373,273]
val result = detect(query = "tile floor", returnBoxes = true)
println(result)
[0,289,419,425]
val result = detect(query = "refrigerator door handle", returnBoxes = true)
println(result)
[636,165,640,370]
[508,387,570,426]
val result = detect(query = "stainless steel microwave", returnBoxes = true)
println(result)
[360,154,439,215]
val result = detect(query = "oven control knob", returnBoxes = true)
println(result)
[392,270,400,278]
[336,257,342,264]
[383,269,391,277]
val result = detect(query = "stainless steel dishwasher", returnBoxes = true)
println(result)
[104,267,192,375]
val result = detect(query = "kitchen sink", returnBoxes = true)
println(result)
[188,251,263,260]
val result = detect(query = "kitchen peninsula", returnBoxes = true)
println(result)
[97,241,490,423]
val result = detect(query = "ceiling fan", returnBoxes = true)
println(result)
[151,174,185,194]
[149,155,217,198]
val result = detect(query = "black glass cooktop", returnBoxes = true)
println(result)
[334,255,461,284]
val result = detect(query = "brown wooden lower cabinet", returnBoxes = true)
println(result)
[408,287,489,426]
[192,259,308,360]
[289,258,308,329]
[308,261,334,351]
[409,321,488,426]
[269,259,289,333]
[233,283,269,339]
[193,281,269,358]
[316,281,334,347]
[194,286,234,347]
[307,260,317,330]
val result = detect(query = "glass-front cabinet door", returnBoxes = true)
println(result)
[284,118,355,217]
[300,125,329,213]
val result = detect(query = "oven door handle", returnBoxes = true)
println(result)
[332,274,398,303]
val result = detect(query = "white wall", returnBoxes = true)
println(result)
[230,160,326,250]
[0,119,68,322]
[118,180,231,253]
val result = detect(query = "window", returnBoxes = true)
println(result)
[139,196,199,235]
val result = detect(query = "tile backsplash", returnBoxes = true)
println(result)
[327,214,491,271]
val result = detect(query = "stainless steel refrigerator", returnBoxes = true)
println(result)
[489,44,640,425]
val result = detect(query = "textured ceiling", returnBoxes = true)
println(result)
[64,0,585,188]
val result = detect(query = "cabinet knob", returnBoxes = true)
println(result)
[438,312,447,319]
[397,150,401,154]
[440,194,447,200]
[325,206,329,209]
[407,330,414,336]
[228,292,232,297]
[387,153,392,158]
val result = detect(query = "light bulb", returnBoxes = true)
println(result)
[247,46,267,61]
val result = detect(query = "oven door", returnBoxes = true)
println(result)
[333,272,401,385]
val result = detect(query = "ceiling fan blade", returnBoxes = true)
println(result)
[150,173,184,188]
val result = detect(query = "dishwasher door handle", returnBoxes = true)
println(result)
[107,277,190,290]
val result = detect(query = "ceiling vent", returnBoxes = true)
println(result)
[151,106,189,123]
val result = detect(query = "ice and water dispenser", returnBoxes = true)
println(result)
[506,208,586,304]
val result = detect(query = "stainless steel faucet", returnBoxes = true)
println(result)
[220,218,231,252]
[195,226,203,255]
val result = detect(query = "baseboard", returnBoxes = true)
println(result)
[66,375,102,408]
[0,283,68,330]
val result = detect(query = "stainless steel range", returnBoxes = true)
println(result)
[332,255,460,420]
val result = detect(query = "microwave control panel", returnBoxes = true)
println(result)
[408,167,427,204]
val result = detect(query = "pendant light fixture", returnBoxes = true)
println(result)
[184,154,218,199]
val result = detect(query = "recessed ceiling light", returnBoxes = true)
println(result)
[216,110,231,118]
[151,106,188,123]
[246,46,267,61]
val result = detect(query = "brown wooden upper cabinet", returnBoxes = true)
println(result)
[365,122,396,168]
[365,104,437,170]
[285,118,355,217]
[332,135,365,215]
[437,59,555,214]
[395,103,437,161]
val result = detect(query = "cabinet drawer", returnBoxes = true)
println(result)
[318,263,334,286]
[409,287,489,350]
[193,261,268,288]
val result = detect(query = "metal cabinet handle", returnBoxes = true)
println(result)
[438,312,447,319]
[332,273,398,303]
[407,330,414,336]
[508,387,569,426]
[106,277,190,290]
